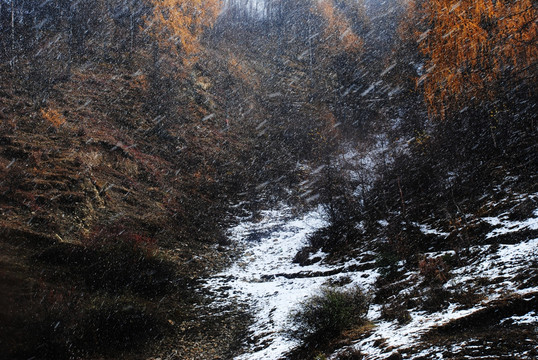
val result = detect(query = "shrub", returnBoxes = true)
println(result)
[74,299,166,355]
[418,256,450,284]
[420,285,451,312]
[80,240,174,297]
[289,286,369,345]
[36,223,176,298]
[335,347,364,360]
[11,296,166,360]
[375,251,400,280]
[308,222,362,254]
[40,107,66,128]
[380,303,412,325]
[84,222,158,256]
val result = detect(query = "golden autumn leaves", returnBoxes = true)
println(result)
[142,0,535,119]
[145,0,222,66]
[412,0,537,118]
[145,0,366,66]
[316,0,365,57]
[41,108,66,128]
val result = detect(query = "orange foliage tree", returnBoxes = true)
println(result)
[412,0,537,118]
[146,0,222,66]
[315,0,364,57]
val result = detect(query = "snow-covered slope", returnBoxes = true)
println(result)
[201,199,538,359]
[201,206,335,359]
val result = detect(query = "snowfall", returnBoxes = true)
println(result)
[200,195,538,359]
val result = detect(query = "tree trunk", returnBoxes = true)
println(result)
[129,1,135,56]
[10,0,15,69]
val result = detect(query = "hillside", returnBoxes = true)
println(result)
[201,200,537,359]
[1,0,537,359]
[0,57,252,358]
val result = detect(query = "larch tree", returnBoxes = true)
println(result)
[10,0,16,68]
[412,0,537,118]
[315,0,364,57]
[311,0,370,131]
[146,0,222,66]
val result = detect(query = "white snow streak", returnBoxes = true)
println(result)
[201,206,377,359]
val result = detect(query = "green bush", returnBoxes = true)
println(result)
[289,286,369,345]
[375,251,400,279]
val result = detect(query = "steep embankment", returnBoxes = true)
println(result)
[0,59,248,359]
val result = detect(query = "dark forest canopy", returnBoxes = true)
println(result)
[2,0,534,119]
[1,0,536,233]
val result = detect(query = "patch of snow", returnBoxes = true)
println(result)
[201,205,380,359]
[413,222,449,237]
[448,238,538,295]
[347,231,538,358]
[201,206,327,359]
[483,211,538,238]
[500,311,538,326]
[354,303,484,359]
[377,220,388,227]
[201,193,538,359]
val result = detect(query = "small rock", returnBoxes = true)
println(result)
[385,352,402,360]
